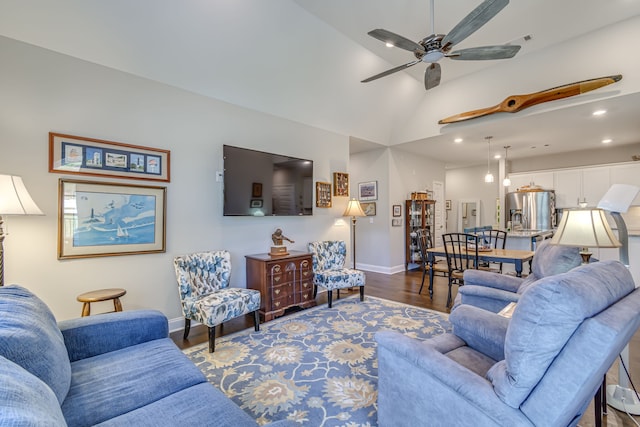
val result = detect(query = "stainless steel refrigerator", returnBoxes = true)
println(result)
[506,190,556,230]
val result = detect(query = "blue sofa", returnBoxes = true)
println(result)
[0,284,293,427]
[376,260,640,426]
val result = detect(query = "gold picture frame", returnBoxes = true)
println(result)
[360,201,376,216]
[58,179,167,259]
[333,172,349,197]
[49,132,171,182]
[316,181,332,208]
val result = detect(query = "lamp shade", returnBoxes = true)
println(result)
[343,199,366,217]
[0,175,43,215]
[550,208,620,248]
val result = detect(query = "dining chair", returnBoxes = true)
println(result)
[416,228,449,295]
[478,229,507,273]
[443,232,479,308]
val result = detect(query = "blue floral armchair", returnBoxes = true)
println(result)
[308,241,365,308]
[174,250,261,352]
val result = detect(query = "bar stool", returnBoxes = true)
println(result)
[76,288,127,316]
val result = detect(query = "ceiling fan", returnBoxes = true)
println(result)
[361,0,521,90]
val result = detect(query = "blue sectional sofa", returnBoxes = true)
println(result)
[376,260,640,426]
[0,284,293,427]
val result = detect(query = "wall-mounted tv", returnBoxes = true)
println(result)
[223,145,314,216]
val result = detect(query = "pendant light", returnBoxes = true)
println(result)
[484,136,494,183]
[503,145,512,187]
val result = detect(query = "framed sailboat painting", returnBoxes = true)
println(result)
[58,179,167,259]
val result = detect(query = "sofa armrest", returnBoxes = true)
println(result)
[375,331,532,426]
[463,269,524,292]
[450,305,509,361]
[457,285,521,313]
[58,310,169,362]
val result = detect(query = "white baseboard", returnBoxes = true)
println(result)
[356,263,406,275]
[169,316,197,334]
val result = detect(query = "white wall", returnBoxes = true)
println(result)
[445,164,500,232]
[0,36,352,322]
[349,147,446,273]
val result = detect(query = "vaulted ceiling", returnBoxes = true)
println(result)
[2,0,640,168]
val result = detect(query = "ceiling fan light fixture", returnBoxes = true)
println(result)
[423,50,444,63]
[385,42,394,48]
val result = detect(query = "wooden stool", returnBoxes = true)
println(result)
[77,288,126,317]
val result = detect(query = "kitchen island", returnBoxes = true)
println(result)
[505,229,554,251]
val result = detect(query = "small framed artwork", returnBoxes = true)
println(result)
[316,181,332,208]
[361,202,376,216]
[392,204,402,217]
[358,181,378,201]
[49,133,170,182]
[250,199,263,208]
[58,179,167,259]
[252,183,263,198]
[445,200,452,210]
[333,172,349,197]
[392,218,403,227]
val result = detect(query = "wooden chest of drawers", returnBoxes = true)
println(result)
[245,251,316,322]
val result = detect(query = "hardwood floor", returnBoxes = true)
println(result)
[171,269,640,427]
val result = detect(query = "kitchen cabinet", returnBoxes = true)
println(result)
[554,169,581,208]
[507,171,554,192]
[554,167,611,208]
[405,199,435,270]
[245,251,315,322]
[583,167,611,207]
[610,164,640,205]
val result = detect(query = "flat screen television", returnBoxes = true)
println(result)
[223,145,314,216]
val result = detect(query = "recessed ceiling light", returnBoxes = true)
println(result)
[602,138,612,144]
[494,154,501,159]
[593,109,607,116]
[454,138,463,143]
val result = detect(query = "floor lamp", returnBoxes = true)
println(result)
[0,175,43,287]
[597,184,640,414]
[343,199,366,269]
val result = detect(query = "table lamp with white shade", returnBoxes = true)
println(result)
[0,175,44,287]
[550,205,621,264]
[596,184,640,414]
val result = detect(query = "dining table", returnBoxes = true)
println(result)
[425,247,535,298]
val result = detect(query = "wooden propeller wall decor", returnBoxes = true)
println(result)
[438,74,622,124]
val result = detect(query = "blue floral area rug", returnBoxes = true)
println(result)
[184,296,451,426]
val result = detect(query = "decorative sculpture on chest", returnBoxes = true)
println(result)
[270,228,294,257]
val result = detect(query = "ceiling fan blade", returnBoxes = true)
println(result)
[361,60,422,83]
[447,44,521,60]
[424,63,441,90]
[441,0,509,49]
[368,29,425,53]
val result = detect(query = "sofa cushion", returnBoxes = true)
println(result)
[517,241,581,295]
[62,338,207,427]
[0,355,67,426]
[487,260,634,408]
[0,284,71,404]
[93,382,258,427]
